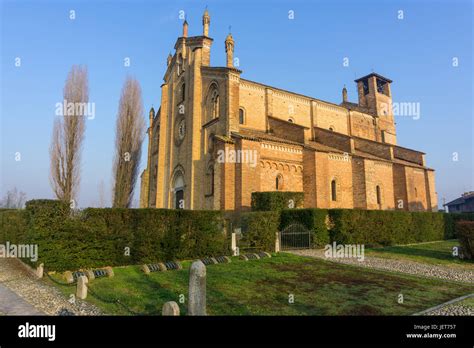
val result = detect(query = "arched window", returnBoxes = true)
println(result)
[177,54,184,76]
[211,91,219,118]
[206,164,214,196]
[331,180,337,201]
[276,174,283,191]
[239,108,245,124]
[288,118,294,123]
[173,171,185,209]
[376,185,381,205]
[329,126,335,131]
[207,84,219,122]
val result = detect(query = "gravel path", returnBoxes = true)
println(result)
[0,258,102,316]
[425,304,472,316]
[289,249,474,284]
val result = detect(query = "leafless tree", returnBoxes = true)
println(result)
[97,180,106,208]
[112,77,145,208]
[49,65,88,204]
[0,187,27,209]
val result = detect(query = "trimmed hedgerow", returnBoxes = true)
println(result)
[1,200,228,271]
[251,191,304,211]
[0,210,28,245]
[455,220,474,259]
[328,209,459,247]
[279,208,329,247]
[4,199,474,270]
[240,211,280,252]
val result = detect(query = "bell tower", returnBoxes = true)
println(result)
[355,72,396,144]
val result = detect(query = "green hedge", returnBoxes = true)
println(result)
[0,200,228,271]
[3,199,474,270]
[279,209,329,247]
[251,192,304,211]
[0,210,28,245]
[455,220,474,259]
[328,210,462,247]
[240,211,279,252]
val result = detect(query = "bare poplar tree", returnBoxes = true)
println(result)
[112,77,145,208]
[49,65,88,204]
[98,180,106,208]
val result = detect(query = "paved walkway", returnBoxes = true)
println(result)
[0,282,44,315]
[0,258,102,316]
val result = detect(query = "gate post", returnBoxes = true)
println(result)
[275,232,280,252]
[231,232,237,256]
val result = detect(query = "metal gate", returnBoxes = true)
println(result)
[279,223,311,250]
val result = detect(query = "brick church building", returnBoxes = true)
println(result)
[140,10,437,212]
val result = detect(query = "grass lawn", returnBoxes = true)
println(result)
[366,240,474,270]
[46,253,474,316]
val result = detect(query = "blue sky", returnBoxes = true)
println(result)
[1,0,472,208]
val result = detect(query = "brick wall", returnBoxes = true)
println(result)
[393,146,425,166]
[314,127,352,152]
[268,116,306,143]
[393,164,408,210]
[405,167,428,211]
[354,137,393,160]
[363,159,395,210]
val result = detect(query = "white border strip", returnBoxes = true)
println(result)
[413,293,474,315]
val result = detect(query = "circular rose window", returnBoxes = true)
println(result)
[175,118,186,146]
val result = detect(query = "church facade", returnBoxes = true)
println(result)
[139,10,438,212]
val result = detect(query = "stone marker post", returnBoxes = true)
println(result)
[36,263,44,278]
[76,275,88,300]
[162,301,180,316]
[231,232,237,256]
[188,260,206,316]
[275,232,280,252]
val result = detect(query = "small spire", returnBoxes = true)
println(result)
[342,85,348,103]
[183,19,188,38]
[202,7,210,36]
[225,31,235,68]
[167,52,172,66]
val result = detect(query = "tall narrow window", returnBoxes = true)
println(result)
[175,189,184,209]
[414,187,418,198]
[173,173,185,209]
[276,174,283,191]
[239,108,245,124]
[376,185,381,205]
[181,83,185,101]
[211,90,219,118]
[206,164,214,196]
[177,54,183,76]
[331,180,337,201]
